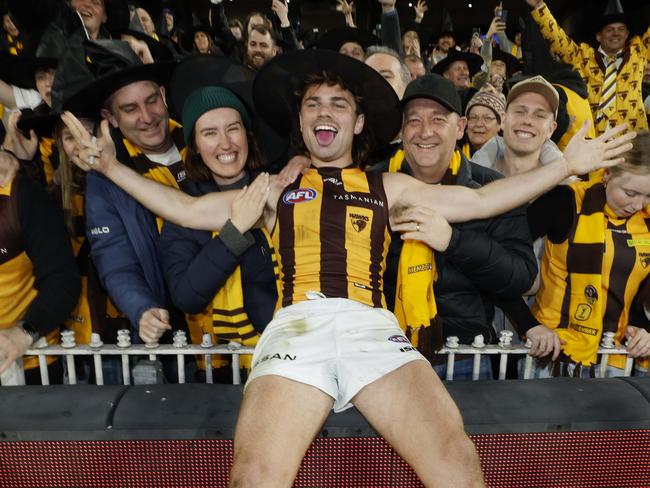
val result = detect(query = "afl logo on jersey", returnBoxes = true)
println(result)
[283,188,317,204]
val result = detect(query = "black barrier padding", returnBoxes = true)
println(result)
[0,385,127,440]
[0,379,649,442]
[622,376,650,403]
[112,384,242,439]
[448,378,650,434]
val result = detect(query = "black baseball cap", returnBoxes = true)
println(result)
[401,74,462,115]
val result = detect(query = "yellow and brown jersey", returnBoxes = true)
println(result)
[533,181,650,366]
[273,167,391,309]
[0,176,58,368]
[121,120,188,231]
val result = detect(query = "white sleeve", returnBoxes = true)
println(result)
[11,86,43,110]
[539,139,563,165]
[470,135,502,170]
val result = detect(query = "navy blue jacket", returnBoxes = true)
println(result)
[85,172,166,333]
[160,177,277,333]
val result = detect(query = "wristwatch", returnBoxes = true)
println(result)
[17,321,40,344]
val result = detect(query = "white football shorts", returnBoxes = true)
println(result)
[245,296,427,412]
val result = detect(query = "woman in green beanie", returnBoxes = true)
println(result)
[160,85,278,382]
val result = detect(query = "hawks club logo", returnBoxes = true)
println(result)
[283,188,317,204]
[350,212,369,232]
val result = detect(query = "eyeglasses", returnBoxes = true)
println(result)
[467,114,498,124]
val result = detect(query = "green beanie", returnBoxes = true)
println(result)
[182,86,252,143]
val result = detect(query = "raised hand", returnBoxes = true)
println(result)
[336,0,353,16]
[414,0,428,22]
[391,206,452,252]
[271,0,290,27]
[377,0,396,14]
[7,111,38,161]
[61,113,116,174]
[230,172,270,233]
[486,16,506,38]
[336,0,355,27]
[563,122,636,176]
[525,324,564,360]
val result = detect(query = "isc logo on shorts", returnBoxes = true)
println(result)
[283,188,317,204]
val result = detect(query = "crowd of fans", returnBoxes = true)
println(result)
[0,0,649,387]
[1,0,649,485]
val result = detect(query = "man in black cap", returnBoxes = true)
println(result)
[373,74,536,379]
[64,49,634,487]
[526,0,649,134]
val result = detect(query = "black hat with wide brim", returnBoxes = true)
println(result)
[181,24,220,53]
[169,54,287,165]
[17,45,101,138]
[317,26,379,53]
[492,49,521,78]
[431,50,483,78]
[64,39,174,113]
[115,29,176,62]
[252,49,401,150]
[0,55,58,89]
[595,13,630,32]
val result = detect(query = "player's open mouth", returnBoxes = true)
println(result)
[314,125,338,146]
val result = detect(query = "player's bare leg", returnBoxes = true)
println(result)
[229,375,334,488]
[352,361,485,488]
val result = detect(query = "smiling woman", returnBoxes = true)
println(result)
[159,84,276,380]
[516,131,650,376]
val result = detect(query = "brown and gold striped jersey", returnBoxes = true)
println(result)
[273,167,391,309]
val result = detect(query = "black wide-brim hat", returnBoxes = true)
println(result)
[431,50,483,78]
[595,13,630,32]
[492,49,521,78]
[17,46,102,138]
[115,29,176,62]
[252,49,402,150]
[65,40,174,113]
[318,26,379,53]
[169,54,287,165]
[181,24,219,53]
[0,56,58,89]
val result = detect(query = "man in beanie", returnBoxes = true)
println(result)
[65,46,634,485]
[372,74,536,380]
[526,0,649,134]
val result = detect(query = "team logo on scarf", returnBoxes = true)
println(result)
[584,285,599,304]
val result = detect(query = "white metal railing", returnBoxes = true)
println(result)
[0,329,635,386]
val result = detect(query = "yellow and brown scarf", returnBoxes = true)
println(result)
[386,149,463,356]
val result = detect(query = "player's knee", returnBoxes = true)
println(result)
[230,458,294,488]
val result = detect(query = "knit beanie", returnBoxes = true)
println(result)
[182,86,252,143]
[465,88,506,122]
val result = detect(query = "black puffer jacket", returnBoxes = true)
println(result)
[375,153,537,344]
